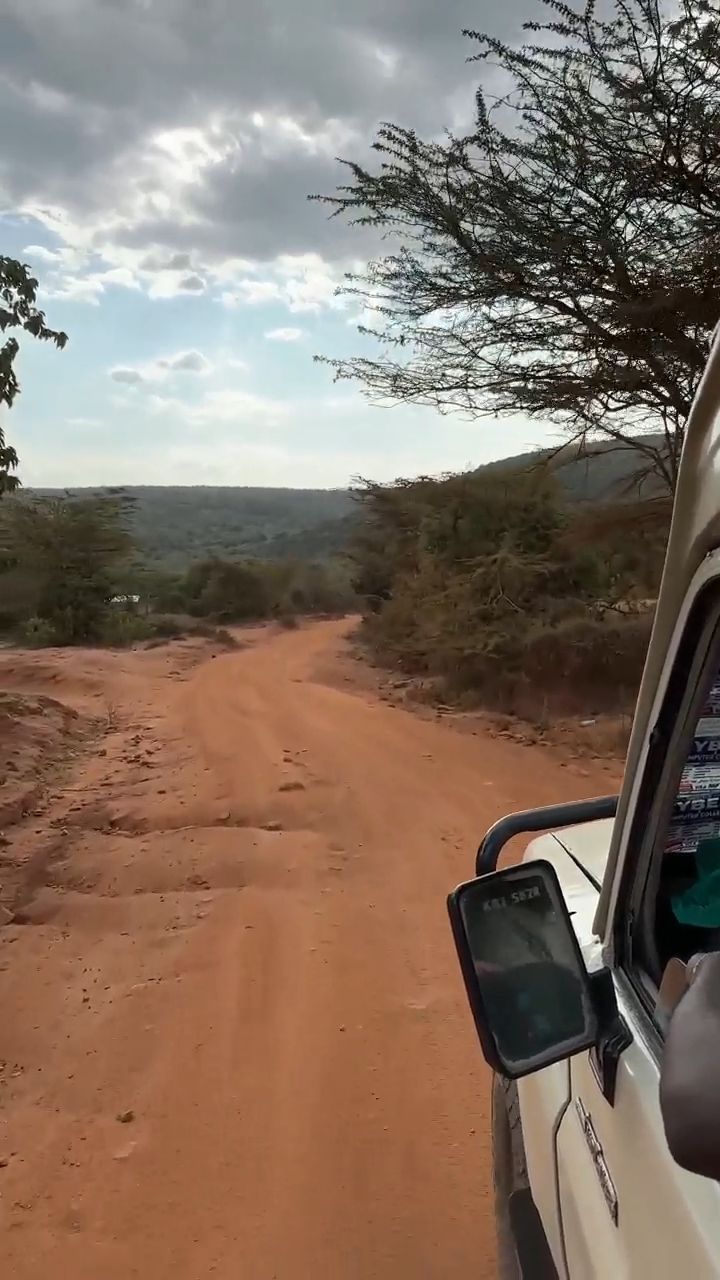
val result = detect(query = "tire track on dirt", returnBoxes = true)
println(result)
[0,622,621,1278]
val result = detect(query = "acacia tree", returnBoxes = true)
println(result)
[0,494,132,643]
[0,256,67,494]
[315,0,720,492]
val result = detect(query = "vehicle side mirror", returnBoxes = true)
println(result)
[448,860,599,1078]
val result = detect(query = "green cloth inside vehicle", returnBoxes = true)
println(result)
[672,837,720,927]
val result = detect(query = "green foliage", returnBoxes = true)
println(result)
[17,615,64,648]
[97,612,154,647]
[0,493,133,644]
[268,557,358,616]
[0,256,68,494]
[0,488,357,647]
[351,469,571,606]
[352,468,666,714]
[148,554,357,624]
[183,558,273,622]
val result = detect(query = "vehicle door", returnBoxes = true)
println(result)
[556,556,720,1279]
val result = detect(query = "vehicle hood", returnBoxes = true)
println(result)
[551,817,615,893]
[523,820,614,963]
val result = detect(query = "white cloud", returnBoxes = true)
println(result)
[39,258,142,305]
[110,366,144,385]
[246,111,360,159]
[222,280,281,307]
[275,253,344,313]
[18,148,357,318]
[159,349,210,374]
[265,326,304,342]
[151,387,289,427]
[22,242,64,264]
[65,415,102,429]
[195,389,288,425]
[97,266,140,290]
[346,306,377,330]
[1,2,517,297]
[145,271,206,299]
[48,276,105,304]
[220,252,346,314]
[25,79,73,113]
[178,273,205,291]
[0,0,538,493]
[373,47,401,78]
[109,349,211,385]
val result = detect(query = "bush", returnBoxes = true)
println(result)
[438,614,653,717]
[98,611,153,647]
[148,615,186,639]
[17,615,63,648]
[141,616,241,648]
[0,494,135,645]
[276,612,300,630]
[350,468,664,718]
[156,554,356,624]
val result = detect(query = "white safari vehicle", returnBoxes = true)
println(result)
[449,335,720,1280]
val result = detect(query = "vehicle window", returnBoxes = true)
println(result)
[621,601,720,1013]
[596,588,720,1024]
[652,662,720,977]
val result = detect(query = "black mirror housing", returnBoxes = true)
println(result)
[448,860,599,1078]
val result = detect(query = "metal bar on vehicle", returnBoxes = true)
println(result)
[475,795,619,877]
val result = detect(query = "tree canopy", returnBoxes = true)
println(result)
[0,256,67,495]
[0,493,133,643]
[316,0,720,491]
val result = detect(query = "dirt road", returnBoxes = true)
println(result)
[0,621,620,1278]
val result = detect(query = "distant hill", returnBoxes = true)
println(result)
[481,436,665,502]
[30,486,357,571]
[128,487,357,568]
[29,441,661,570]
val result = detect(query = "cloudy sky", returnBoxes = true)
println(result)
[1,0,557,488]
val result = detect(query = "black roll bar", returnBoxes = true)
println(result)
[475,795,619,877]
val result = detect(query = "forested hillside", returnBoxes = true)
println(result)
[30,486,356,569]
[29,440,660,569]
[483,438,664,502]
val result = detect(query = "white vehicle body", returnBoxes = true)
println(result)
[466,330,720,1277]
[518,821,720,1278]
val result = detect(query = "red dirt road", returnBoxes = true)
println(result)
[0,621,621,1278]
